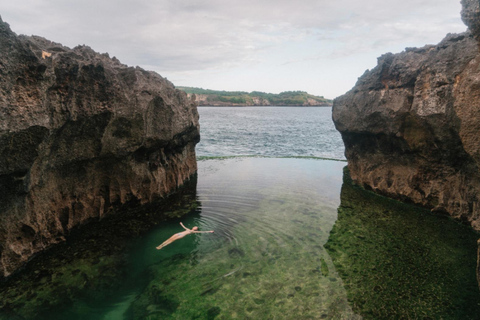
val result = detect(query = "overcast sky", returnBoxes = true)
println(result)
[1,0,466,98]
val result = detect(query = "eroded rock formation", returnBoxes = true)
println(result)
[333,1,480,232]
[0,17,199,278]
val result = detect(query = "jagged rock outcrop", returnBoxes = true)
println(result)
[333,0,480,231]
[0,17,200,278]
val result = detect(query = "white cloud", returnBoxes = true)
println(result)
[0,0,467,97]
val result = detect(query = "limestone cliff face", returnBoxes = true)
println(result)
[0,17,200,278]
[333,1,480,231]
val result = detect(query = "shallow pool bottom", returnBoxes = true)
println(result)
[0,158,479,320]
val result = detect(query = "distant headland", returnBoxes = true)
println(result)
[177,86,333,106]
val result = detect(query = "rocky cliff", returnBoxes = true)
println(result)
[0,17,200,278]
[333,0,480,232]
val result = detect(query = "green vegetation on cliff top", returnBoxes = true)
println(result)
[177,86,333,106]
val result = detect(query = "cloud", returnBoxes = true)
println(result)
[0,0,467,97]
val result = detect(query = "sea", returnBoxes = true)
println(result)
[1,106,479,320]
[196,106,345,160]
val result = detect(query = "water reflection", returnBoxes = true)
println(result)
[0,176,200,320]
[124,158,356,320]
[325,169,480,319]
[2,159,479,320]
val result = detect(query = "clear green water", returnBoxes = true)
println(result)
[0,158,479,319]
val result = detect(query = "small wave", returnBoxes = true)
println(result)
[197,155,347,162]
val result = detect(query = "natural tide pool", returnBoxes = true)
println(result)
[0,158,479,319]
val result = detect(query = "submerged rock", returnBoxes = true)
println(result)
[332,1,480,232]
[0,16,199,278]
[325,169,480,318]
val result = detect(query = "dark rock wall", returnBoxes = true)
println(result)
[333,1,480,232]
[0,17,200,278]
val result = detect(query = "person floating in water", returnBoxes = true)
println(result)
[156,222,214,250]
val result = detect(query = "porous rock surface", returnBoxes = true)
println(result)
[333,0,480,231]
[0,17,199,278]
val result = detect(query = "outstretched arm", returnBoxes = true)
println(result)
[180,222,189,230]
[193,230,214,233]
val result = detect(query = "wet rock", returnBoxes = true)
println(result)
[332,1,480,231]
[320,257,329,277]
[207,306,221,319]
[228,247,245,258]
[0,16,200,278]
[200,286,220,296]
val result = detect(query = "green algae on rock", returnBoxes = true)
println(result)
[2,159,478,319]
[124,159,360,320]
[0,179,199,320]
[325,169,480,319]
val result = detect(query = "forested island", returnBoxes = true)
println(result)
[178,86,332,106]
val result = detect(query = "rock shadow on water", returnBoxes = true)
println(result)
[325,168,480,319]
[0,177,200,320]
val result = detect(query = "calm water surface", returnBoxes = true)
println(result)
[1,107,479,319]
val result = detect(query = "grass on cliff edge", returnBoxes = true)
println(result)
[177,86,333,105]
